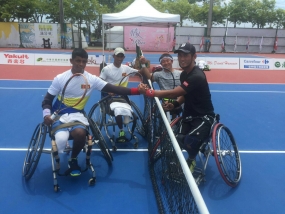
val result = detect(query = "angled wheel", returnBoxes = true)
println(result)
[212,123,242,187]
[22,123,47,180]
[88,118,113,165]
[88,103,104,130]
[130,100,145,137]
[149,117,182,164]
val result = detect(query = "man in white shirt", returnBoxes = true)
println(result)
[42,48,143,176]
[100,47,150,143]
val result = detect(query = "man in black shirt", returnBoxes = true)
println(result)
[139,43,215,172]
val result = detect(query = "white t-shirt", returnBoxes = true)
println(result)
[100,64,138,87]
[48,69,107,113]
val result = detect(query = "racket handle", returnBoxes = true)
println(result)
[50,112,58,120]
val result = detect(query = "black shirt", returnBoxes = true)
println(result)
[180,66,214,117]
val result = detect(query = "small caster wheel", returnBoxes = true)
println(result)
[54,185,60,192]
[112,146,117,152]
[89,178,96,186]
[133,143,138,149]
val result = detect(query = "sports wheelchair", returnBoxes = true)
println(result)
[88,94,145,151]
[88,73,145,151]
[22,115,113,192]
[149,114,242,187]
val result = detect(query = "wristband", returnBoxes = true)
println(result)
[172,101,180,108]
[141,64,146,68]
[130,88,140,95]
[146,89,155,97]
[43,108,51,118]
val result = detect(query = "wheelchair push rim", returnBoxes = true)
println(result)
[88,118,113,165]
[212,123,242,187]
[22,123,47,180]
[88,102,104,130]
[130,100,145,137]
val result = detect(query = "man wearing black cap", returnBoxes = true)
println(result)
[139,43,215,173]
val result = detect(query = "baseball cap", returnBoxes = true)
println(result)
[159,53,173,63]
[174,43,196,54]
[114,47,125,55]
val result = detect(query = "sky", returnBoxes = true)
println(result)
[276,0,285,9]
[225,0,285,9]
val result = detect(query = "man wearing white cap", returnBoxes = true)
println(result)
[100,47,150,143]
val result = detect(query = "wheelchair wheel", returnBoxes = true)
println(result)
[22,123,47,180]
[88,103,104,130]
[212,123,242,187]
[149,117,182,164]
[130,100,145,137]
[88,118,113,165]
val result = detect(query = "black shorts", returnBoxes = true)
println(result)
[180,115,214,141]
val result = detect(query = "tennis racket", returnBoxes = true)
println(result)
[50,73,89,120]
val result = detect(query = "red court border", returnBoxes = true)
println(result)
[1,64,285,84]
[1,48,285,83]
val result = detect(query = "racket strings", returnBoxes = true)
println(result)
[62,75,88,108]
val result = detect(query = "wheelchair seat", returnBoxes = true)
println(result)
[88,94,145,151]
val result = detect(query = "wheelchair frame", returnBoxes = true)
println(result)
[149,114,242,187]
[88,94,145,151]
[22,116,113,192]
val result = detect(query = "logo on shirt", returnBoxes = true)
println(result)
[81,84,90,89]
[183,81,189,87]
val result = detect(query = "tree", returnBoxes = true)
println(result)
[189,1,226,26]
[248,0,276,28]
[274,8,285,29]
[227,0,253,28]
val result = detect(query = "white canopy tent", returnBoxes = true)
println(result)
[101,0,180,59]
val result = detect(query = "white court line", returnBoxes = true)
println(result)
[0,148,148,152]
[1,148,285,153]
[210,82,285,85]
[211,90,285,93]
[0,87,47,90]
[1,87,285,93]
[1,79,285,85]
[0,79,51,82]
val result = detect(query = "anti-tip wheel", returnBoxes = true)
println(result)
[89,178,96,186]
[54,185,60,192]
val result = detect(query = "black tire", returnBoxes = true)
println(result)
[88,118,113,165]
[88,103,104,130]
[149,117,182,164]
[212,123,242,187]
[22,123,47,180]
[130,100,145,137]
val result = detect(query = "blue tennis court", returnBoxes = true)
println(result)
[1,79,285,213]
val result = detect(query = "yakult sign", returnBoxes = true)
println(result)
[0,52,35,65]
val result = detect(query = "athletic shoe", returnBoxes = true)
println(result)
[186,158,196,173]
[68,158,81,176]
[116,130,127,143]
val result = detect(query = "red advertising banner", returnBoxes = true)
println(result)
[124,26,174,51]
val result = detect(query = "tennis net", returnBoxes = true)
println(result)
[143,95,209,214]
